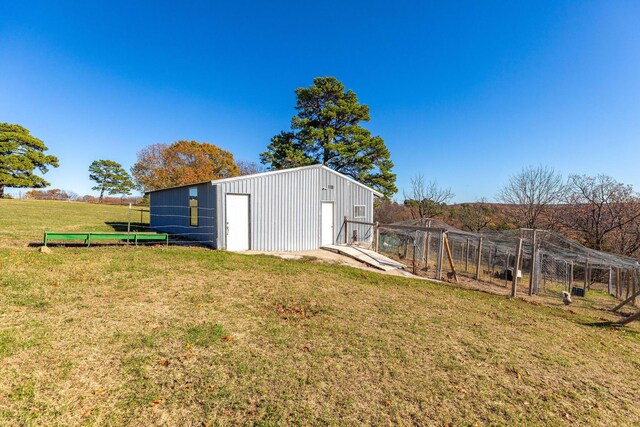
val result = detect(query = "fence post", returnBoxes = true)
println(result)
[626,269,630,299]
[633,269,638,305]
[374,222,379,252]
[631,269,640,305]
[424,219,432,267]
[412,240,417,275]
[505,251,510,286]
[343,216,348,244]
[127,203,132,244]
[584,258,589,291]
[511,238,523,298]
[488,246,494,278]
[423,232,429,266]
[465,238,470,272]
[443,233,458,282]
[541,253,546,292]
[425,233,431,267]
[436,230,444,280]
[528,229,537,296]
[608,266,613,295]
[569,262,574,291]
[475,236,483,280]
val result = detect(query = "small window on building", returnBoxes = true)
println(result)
[354,205,366,218]
[189,187,198,227]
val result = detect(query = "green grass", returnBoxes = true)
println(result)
[0,199,136,246]
[0,199,639,425]
[186,323,226,347]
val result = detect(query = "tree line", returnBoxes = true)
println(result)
[3,77,640,258]
[379,166,640,259]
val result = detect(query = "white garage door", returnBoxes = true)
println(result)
[226,194,250,251]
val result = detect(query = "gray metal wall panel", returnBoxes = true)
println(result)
[149,182,217,246]
[216,167,375,251]
[318,167,375,245]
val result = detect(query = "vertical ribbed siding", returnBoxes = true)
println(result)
[216,166,375,251]
[149,182,217,246]
[149,166,377,251]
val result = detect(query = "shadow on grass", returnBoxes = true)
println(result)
[105,222,216,249]
[29,241,163,248]
[579,320,621,328]
[105,222,151,232]
[577,319,640,337]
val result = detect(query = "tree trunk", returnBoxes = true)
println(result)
[99,185,105,203]
[0,184,4,198]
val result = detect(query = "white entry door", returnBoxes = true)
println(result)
[321,201,334,246]
[226,194,250,251]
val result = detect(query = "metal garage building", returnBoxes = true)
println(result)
[148,164,382,251]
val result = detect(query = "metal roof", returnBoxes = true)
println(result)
[146,164,384,197]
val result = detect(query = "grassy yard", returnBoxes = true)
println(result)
[1,199,639,425]
[0,199,136,247]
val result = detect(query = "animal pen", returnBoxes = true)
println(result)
[341,219,640,319]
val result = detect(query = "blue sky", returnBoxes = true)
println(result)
[1,1,639,202]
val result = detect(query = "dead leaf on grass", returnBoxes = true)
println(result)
[159,359,171,367]
[222,335,233,342]
[148,398,164,407]
[82,406,94,417]
[51,283,60,287]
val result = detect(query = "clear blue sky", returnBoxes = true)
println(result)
[1,1,639,202]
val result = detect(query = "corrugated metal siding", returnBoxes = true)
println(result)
[149,182,217,246]
[215,167,375,251]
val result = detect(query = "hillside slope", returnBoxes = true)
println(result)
[0,200,639,425]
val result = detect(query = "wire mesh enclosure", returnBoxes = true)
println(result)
[372,219,639,303]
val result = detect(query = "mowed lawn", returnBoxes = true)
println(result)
[1,200,640,425]
[0,199,134,247]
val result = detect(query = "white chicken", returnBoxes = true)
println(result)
[562,291,572,306]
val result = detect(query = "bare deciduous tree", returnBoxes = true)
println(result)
[373,198,412,224]
[236,160,265,176]
[455,199,494,232]
[499,166,564,229]
[403,174,454,222]
[561,174,640,252]
[608,206,640,257]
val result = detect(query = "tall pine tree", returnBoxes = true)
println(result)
[0,123,59,198]
[89,160,135,203]
[260,77,396,197]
